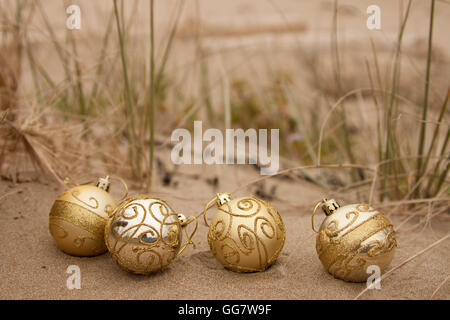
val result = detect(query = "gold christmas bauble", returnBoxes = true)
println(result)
[49,177,117,256]
[314,199,397,282]
[105,196,183,274]
[207,193,286,272]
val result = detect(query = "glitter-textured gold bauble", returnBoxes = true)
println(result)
[105,196,183,275]
[206,193,286,272]
[314,199,397,282]
[49,177,117,256]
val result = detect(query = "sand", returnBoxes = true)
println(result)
[1,0,449,300]
[0,161,448,300]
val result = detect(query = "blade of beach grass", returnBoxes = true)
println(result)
[21,2,42,102]
[354,233,450,300]
[331,0,342,94]
[331,0,362,183]
[419,89,449,196]
[143,0,184,176]
[194,0,214,125]
[365,59,383,167]
[432,158,449,196]
[87,9,115,112]
[424,114,449,197]
[155,0,184,95]
[430,274,450,300]
[25,40,41,101]
[381,0,412,200]
[14,0,25,82]
[218,56,231,130]
[281,83,318,165]
[113,0,139,178]
[119,0,125,42]
[36,1,72,110]
[67,20,86,117]
[368,38,386,171]
[415,0,436,196]
[147,0,155,192]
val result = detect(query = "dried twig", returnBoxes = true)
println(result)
[429,274,449,300]
[354,233,450,299]
[0,188,22,201]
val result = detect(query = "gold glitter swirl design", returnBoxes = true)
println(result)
[104,204,114,217]
[219,198,262,217]
[49,200,108,256]
[105,196,182,275]
[208,196,286,272]
[324,211,359,238]
[50,200,106,236]
[49,222,68,239]
[316,204,397,282]
[73,236,97,248]
[356,203,376,212]
[48,185,117,257]
[71,190,99,209]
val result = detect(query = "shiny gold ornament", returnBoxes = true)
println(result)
[105,196,197,275]
[312,199,397,282]
[49,176,118,256]
[204,193,286,272]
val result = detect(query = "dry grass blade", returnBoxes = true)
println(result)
[1,119,64,184]
[416,0,436,191]
[429,274,449,300]
[354,233,450,300]
[147,0,155,192]
[231,163,375,195]
[421,89,449,176]
[35,1,71,107]
[381,0,412,201]
[113,0,139,178]
[0,188,22,201]
[87,9,115,110]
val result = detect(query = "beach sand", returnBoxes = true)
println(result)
[0,162,448,300]
[0,0,449,300]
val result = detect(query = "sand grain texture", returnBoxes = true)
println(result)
[0,167,448,300]
[1,0,449,300]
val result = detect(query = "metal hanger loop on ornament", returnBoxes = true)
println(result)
[177,215,199,256]
[109,176,129,201]
[202,195,219,227]
[311,199,325,233]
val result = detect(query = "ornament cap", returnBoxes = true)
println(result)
[177,213,188,227]
[322,198,340,216]
[96,176,111,192]
[216,193,231,206]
